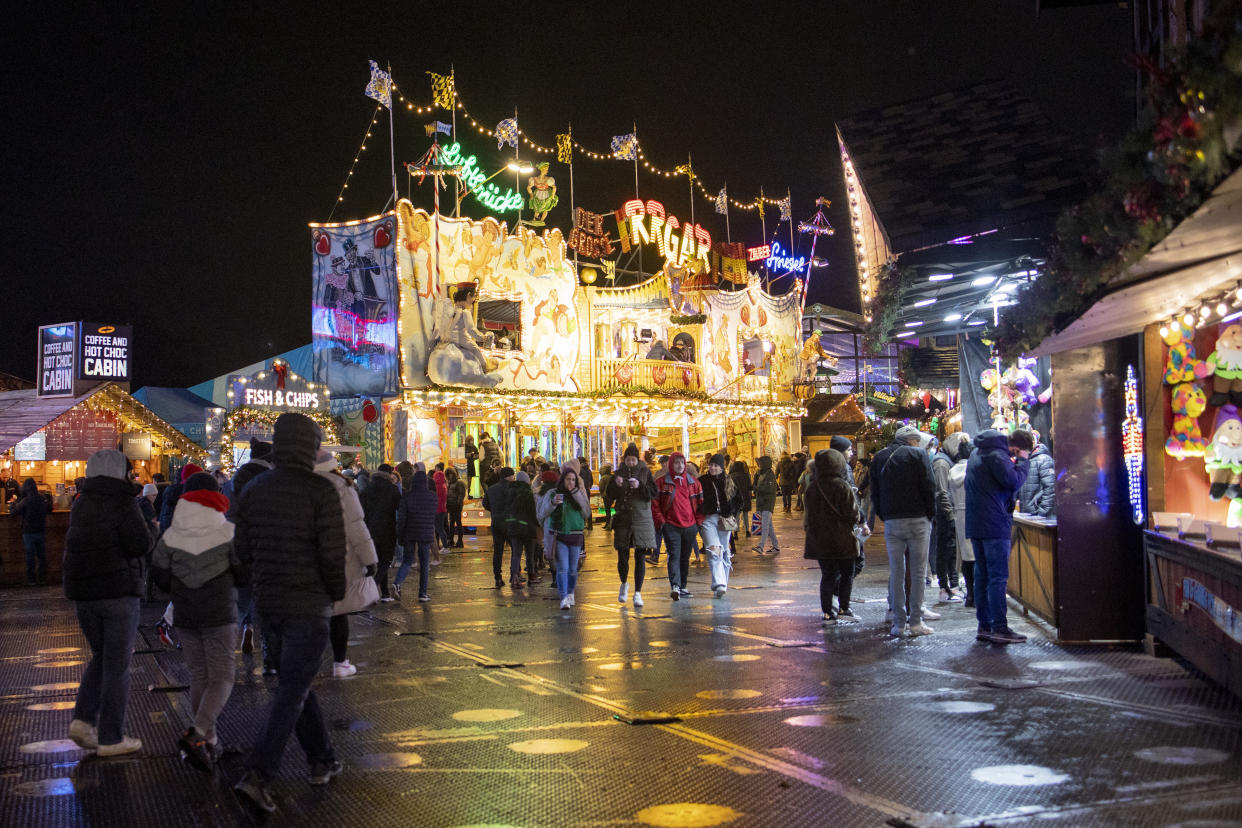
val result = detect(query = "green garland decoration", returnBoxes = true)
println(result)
[994,9,1242,358]
[220,407,339,474]
[670,313,708,325]
[862,260,914,352]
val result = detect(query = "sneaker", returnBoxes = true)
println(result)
[235,769,277,813]
[618,583,629,603]
[937,589,959,604]
[889,624,906,638]
[241,624,254,654]
[559,596,571,610]
[822,611,837,626]
[988,627,1027,644]
[67,719,98,750]
[392,581,402,600]
[418,594,430,603]
[633,591,644,607]
[178,727,214,773]
[332,660,357,678]
[155,619,178,649]
[97,736,142,757]
[670,588,680,601]
[679,588,692,599]
[495,577,505,589]
[568,594,575,606]
[714,586,727,599]
[921,606,942,621]
[309,759,343,785]
[836,609,859,623]
[380,596,396,603]
[908,622,935,637]
[976,625,993,642]
[511,577,526,589]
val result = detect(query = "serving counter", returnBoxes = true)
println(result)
[1009,513,1058,628]
[1,510,69,586]
[1144,529,1242,697]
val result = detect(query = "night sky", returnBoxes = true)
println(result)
[3,2,1136,389]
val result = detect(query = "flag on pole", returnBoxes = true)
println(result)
[425,121,452,137]
[556,133,572,163]
[610,133,637,160]
[365,60,392,108]
[496,118,518,150]
[714,186,728,215]
[778,196,792,222]
[674,163,694,179]
[428,71,455,109]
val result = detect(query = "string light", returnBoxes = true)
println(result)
[329,103,383,219]
[1122,364,1144,525]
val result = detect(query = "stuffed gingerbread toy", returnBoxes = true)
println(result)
[1205,322,1242,406]
[1205,404,1242,500]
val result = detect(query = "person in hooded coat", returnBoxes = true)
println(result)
[943,432,976,607]
[11,477,53,584]
[752,454,780,554]
[804,449,862,624]
[395,469,437,601]
[609,443,657,607]
[445,466,467,547]
[232,413,346,811]
[361,464,401,601]
[64,449,155,757]
[729,460,752,539]
[229,438,274,663]
[315,450,378,678]
[506,471,539,587]
[151,471,246,770]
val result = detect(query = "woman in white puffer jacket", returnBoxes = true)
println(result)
[943,432,976,608]
[315,450,378,678]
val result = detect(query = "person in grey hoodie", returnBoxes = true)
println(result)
[151,472,247,771]
[1016,431,1055,518]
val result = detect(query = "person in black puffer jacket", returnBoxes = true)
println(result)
[63,449,155,757]
[396,469,438,600]
[232,413,346,808]
[361,463,402,600]
[228,438,273,663]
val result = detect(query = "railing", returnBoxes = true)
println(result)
[590,357,703,394]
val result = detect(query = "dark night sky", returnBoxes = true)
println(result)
[2,2,1136,389]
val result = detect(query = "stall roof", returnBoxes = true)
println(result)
[0,383,206,458]
[1029,167,1242,357]
[188,344,312,407]
[131,387,219,425]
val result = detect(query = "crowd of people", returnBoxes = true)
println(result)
[48,411,1050,812]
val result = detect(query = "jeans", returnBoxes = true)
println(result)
[932,513,959,589]
[757,510,778,551]
[248,614,335,781]
[435,512,449,548]
[396,540,431,597]
[506,534,535,579]
[447,504,464,544]
[701,514,734,590]
[73,596,140,745]
[662,523,697,590]
[972,537,1012,631]
[22,532,46,584]
[818,558,855,614]
[617,546,646,591]
[782,485,793,511]
[554,541,581,598]
[178,624,237,743]
[884,517,931,625]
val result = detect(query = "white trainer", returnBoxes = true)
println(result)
[559,596,571,610]
[921,606,943,621]
[909,622,935,637]
[633,591,644,607]
[68,719,98,750]
[714,586,727,599]
[889,624,907,638]
[619,583,629,603]
[332,661,357,678]
[97,736,142,757]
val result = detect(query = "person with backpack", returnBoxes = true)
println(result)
[504,471,539,588]
[538,464,589,610]
[752,455,780,555]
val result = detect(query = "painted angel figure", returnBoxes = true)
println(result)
[427,283,501,387]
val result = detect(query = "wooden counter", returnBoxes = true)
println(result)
[1009,514,1058,628]
[1,511,69,586]
[1144,529,1242,697]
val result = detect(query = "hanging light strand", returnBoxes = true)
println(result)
[328,103,383,220]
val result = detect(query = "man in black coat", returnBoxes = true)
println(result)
[229,438,274,660]
[232,413,347,813]
[482,467,516,589]
[64,449,154,757]
[871,425,937,638]
[362,463,401,601]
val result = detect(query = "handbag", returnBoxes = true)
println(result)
[719,514,739,532]
[338,573,380,614]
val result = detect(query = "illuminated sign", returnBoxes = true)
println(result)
[763,242,806,273]
[78,323,132,382]
[615,199,711,268]
[1122,364,1143,525]
[568,207,613,259]
[228,360,328,412]
[747,245,770,262]
[438,142,525,213]
[243,387,321,409]
[37,323,77,396]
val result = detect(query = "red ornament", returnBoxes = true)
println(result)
[272,362,288,389]
[362,399,378,423]
[314,231,331,256]
[373,221,393,249]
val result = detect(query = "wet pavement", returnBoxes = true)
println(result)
[3,509,1242,827]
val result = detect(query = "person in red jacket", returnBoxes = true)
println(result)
[653,452,703,600]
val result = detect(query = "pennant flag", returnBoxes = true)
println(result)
[778,196,792,222]
[424,121,452,137]
[365,60,392,108]
[610,132,637,160]
[428,71,455,109]
[674,163,694,179]
[714,186,728,215]
[556,133,572,163]
[496,117,518,150]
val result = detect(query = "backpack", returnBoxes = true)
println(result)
[504,485,536,540]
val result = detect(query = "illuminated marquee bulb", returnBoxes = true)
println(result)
[1183,312,1195,327]
[1219,302,1229,316]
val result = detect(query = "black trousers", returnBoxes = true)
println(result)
[492,528,509,580]
[329,614,349,663]
[617,547,647,591]
[447,504,464,544]
[375,543,395,599]
[818,558,855,615]
[932,513,959,589]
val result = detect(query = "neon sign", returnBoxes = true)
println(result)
[615,199,711,268]
[764,241,806,273]
[1122,364,1144,524]
[747,245,770,262]
[438,143,525,213]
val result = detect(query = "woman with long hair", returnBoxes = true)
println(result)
[538,464,589,611]
[700,454,743,599]
[804,449,862,625]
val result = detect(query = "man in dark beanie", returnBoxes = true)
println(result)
[483,466,517,588]
[232,413,346,812]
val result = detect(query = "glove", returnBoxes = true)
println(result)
[365,564,377,577]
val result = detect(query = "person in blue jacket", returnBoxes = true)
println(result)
[964,428,1032,645]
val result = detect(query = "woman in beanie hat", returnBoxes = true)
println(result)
[151,472,246,770]
[700,454,743,598]
[64,449,154,757]
[538,464,590,610]
[609,443,657,607]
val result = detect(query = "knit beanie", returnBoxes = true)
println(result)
[623,442,640,459]
[141,483,158,497]
[86,449,129,480]
[183,472,219,493]
[249,438,273,462]
[541,469,559,484]
[709,453,727,470]
[829,435,853,454]
[515,471,530,483]
[180,462,204,483]
[498,466,515,479]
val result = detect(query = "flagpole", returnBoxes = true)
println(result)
[451,66,459,217]
[759,185,767,285]
[568,122,577,272]
[633,121,641,276]
[787,187,795,255]
[387,62,398,209]
[514,106,522,226]
[687,153,694,231]
[724,182,731,243]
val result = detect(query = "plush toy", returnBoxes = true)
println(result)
[1166,382,1207,458]
[1002,360,1042,407]
[1162,323,1204,384]
[1205,322,1242,406]
[1204,404,1242,499]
